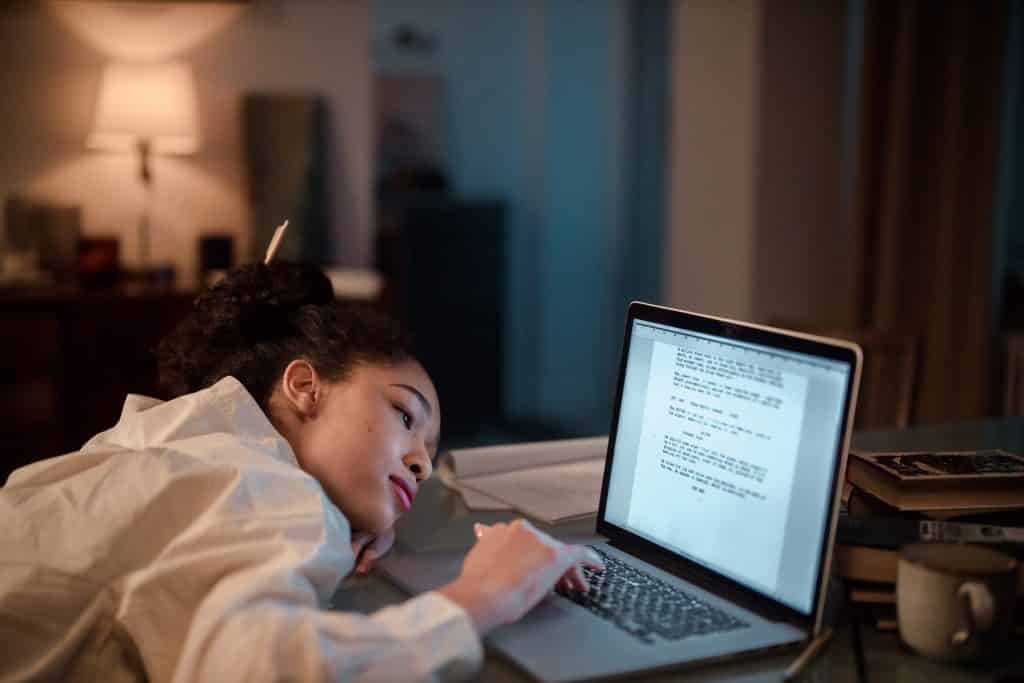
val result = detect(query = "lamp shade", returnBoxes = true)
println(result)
[88,61,199,155]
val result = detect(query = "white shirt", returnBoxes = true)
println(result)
[0,377,482,682]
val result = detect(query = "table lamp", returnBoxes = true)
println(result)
[88,60,199,268]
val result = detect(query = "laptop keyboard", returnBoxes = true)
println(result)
[555,546,749,644]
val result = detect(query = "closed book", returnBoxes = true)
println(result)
[846,581,896,605]
[834,544,898,584]
[842,584,898,631]
[847,484,1024,522]
[834,544,1024,594]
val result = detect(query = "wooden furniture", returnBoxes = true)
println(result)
[773,322,921,429]
[835,329,921,429]
[0,284,195,483]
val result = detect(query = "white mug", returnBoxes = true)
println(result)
[897,543,1017,663]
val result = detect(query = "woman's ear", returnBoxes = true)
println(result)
[280,360,321,418]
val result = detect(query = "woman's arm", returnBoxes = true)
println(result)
[437,520,603,633]
[174,556,481,683]
[166,519,599,682]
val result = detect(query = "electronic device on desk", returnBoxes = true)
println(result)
[380,302,863,682]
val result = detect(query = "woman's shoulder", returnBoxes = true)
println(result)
[7,375,319,504]
[4,376,343,542]
[78,377,294,467]
[2,421,343,559]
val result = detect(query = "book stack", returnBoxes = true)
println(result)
[837,449,1024,631]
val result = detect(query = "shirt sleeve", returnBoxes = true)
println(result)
[136,493,487,683]
[105,461,483,683]
[157,519,483,683]
[1,382,484,683]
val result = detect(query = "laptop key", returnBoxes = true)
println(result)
[556,546,749,645]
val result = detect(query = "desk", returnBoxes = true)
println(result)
[333,419,1024,682]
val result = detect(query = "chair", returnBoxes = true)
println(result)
[772,321,921,430]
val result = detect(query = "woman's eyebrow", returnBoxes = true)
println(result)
[392,383,433,417]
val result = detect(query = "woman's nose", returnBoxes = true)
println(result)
[404,446,433,482]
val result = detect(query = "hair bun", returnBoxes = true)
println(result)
[256,260,334,309]
[197,261,334,343]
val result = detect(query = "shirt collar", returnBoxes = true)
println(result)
[90,376,296,465]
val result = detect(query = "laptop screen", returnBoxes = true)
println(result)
[602,318,852,615]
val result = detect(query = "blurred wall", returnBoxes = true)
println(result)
[754,0,852,328]
[667,0,761,321]
[538,1,630,433]
[375,0,665,435]
[373,1,544,428]
[667,0,854,328]
[0,1,372,278]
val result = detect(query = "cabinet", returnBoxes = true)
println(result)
[0,285,194,482]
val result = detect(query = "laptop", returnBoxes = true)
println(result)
[380,302,862,682]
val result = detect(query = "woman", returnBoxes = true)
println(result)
[0,262,601,682]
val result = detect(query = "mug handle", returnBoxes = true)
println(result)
[951,581,995,645]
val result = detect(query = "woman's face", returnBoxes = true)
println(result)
[289,360,440,535]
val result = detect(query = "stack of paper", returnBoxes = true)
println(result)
[438,436,609,523]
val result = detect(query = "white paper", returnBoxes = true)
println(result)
[436,459,513,510]
[456,487,514,510]
[439,437,608,521]
[447,436,608,478]
[627,340,807,592]
[458,458,606,523]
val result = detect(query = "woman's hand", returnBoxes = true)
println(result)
[437,519,603,634]
[350,526,396,575]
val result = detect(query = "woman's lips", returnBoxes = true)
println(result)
[390,477,413,512]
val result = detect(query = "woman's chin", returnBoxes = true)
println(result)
[363,507,397,536]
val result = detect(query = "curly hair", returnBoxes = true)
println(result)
[157,261,416,411]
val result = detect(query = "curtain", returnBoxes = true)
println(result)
[850,0,1009,423]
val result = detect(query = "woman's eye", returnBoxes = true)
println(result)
[395,405,412,429]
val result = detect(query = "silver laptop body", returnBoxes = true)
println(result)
[381,303,862,682]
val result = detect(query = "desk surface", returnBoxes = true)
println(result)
[333,419,1024,682]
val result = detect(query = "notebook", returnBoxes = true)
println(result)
[380,302,862,682]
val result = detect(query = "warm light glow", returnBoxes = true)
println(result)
[27,153,247,273]
[88,61,200,155]
[48,1,245,62]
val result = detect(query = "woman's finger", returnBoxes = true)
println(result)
[356,549,378,575]
[566,563,589,593]
[353,527,395,575]
[472,521,509,540]
[566,545,604,571]
[368,527,396,557]
[350,531,374,556]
